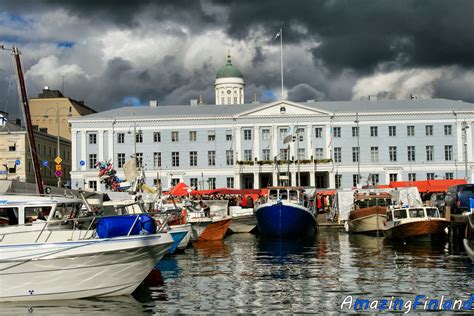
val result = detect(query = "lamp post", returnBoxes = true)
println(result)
[462,121,470,181]
[354,112,360,186]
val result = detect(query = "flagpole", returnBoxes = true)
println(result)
[280,27,284,100]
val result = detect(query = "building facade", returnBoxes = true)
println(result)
[69,98,474,192]
[29,87,97,141]
[0,114,72,187]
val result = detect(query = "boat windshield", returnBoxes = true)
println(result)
[269,190,278,201]
[408,208,425,218]
[393,209,407,219]
[426,208,440,218]
[279,190,288,200]
[289,190,299,202]
[25,206,52,224]
[51,203,82,222]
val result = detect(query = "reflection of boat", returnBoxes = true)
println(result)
[387,238,448,258]
[463,213,474,261]
[0,234,173,301]
[255,187,317,238]
[347,193,390,234]
[384,206,449,240]
[192,240,230,258]
[0,295,143,315]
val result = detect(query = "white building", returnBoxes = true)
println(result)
[69,55,474,192]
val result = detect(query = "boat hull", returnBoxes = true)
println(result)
[384,219,449,240]
[169,223,192,250]
[255,202,317,238]
[229,214,257,233]
[0,234,173,302]
[348,206,387,234]
[196,218,232,241]
[167,231,188,254]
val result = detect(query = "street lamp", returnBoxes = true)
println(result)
[462,121,470,181]
[43,103,71,187]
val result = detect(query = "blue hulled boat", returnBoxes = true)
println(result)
[167,230,188,254]
[255,187,317,239]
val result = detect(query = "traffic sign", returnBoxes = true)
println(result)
[55,164,62,171]
[42,160,49,167]
[55,170,62,177]
[79,160,85,166]
[15,159,20,166]
[55,156,62,164]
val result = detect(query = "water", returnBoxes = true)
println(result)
[2,229,472,314]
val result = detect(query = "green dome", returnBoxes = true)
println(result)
[216,53,243,79]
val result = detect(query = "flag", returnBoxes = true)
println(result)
[274,30,281,41]
[283,126,293,144]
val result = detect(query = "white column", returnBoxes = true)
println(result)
[234,172,241,189]
[325,123,332,159]
[329,171,335,188]
[456,122,464,162]
[253,172,259,189]
[272,124,278,160]
[306,124,312,159]
[254,126,260,160]
[291,171,297,186]
[467,122,473,162]
[272,171,278,186]
[310,172,315,187]
[98,130,104,161]
[108,128,114,161]
[235,126,242,161]
[71,130,77,172]
[80,131,86,171]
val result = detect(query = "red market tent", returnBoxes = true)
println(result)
[170,182,192,196]
[388,179,467,193]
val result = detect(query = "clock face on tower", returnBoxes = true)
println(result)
[227,89,231,94]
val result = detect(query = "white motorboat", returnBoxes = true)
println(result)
[0,233,173,301]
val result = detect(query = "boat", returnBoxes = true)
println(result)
[228,206,257,233]
[169,223,192,250]
[463,213,474,261]
[185,202,231,241]
[384,206,449,240]
[255,187,317,239]
[347,192,391,234]
[0,233,173,301]
[167,230,188,254]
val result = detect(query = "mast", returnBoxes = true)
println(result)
[6,46,44,194]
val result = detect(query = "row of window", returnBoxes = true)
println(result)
[87,177,235,192]
[331,124,453,138]
[88,123,455,146]
[335,172,455,188]
[36,143,70,160]
[337,145,454,163]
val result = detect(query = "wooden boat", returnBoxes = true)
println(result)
[347,192,391,234]
[463,213,474,261]
[384,206,449,240]
[185,204,231,241]
[255,187,317,239]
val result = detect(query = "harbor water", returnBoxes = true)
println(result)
[1,229,472,315]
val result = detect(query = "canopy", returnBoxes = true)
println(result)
[191,188,262,196]
[388,179,467,193]
[170,182,192,196]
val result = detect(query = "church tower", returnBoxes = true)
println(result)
[215,51,245,105]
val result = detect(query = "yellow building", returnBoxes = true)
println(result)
[0,113,72,188]
[29,87,96,141]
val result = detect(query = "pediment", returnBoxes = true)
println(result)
[237,101,331,117]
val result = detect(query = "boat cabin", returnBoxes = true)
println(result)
[0,195,83,226]
[386,206,442,223]
[267,187,305,205]
[354,192,392,209]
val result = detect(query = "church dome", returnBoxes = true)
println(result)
[216,52,243,79]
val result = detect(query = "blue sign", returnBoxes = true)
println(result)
[42,160,49,167]
[15,159,20,166]
[79,160,85,166]
[470,198,474,212]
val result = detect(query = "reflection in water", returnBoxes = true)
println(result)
[0,296,143,316]
[2,230,472,314]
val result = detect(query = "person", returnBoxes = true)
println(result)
[199,200,210,217]
[37,210,47,221]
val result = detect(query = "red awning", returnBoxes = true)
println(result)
[388,179,467,193]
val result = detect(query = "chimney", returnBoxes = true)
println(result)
[15,118,21,125]
[39,127,48,133]
[190,99,198,106]
[149,100,158,107]
[44,86,49,90]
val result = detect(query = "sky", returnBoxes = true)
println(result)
[1,0,474,117]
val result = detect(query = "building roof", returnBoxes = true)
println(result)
[71,98,474,122]
[0,119,69,141]
[216,53,243,79]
